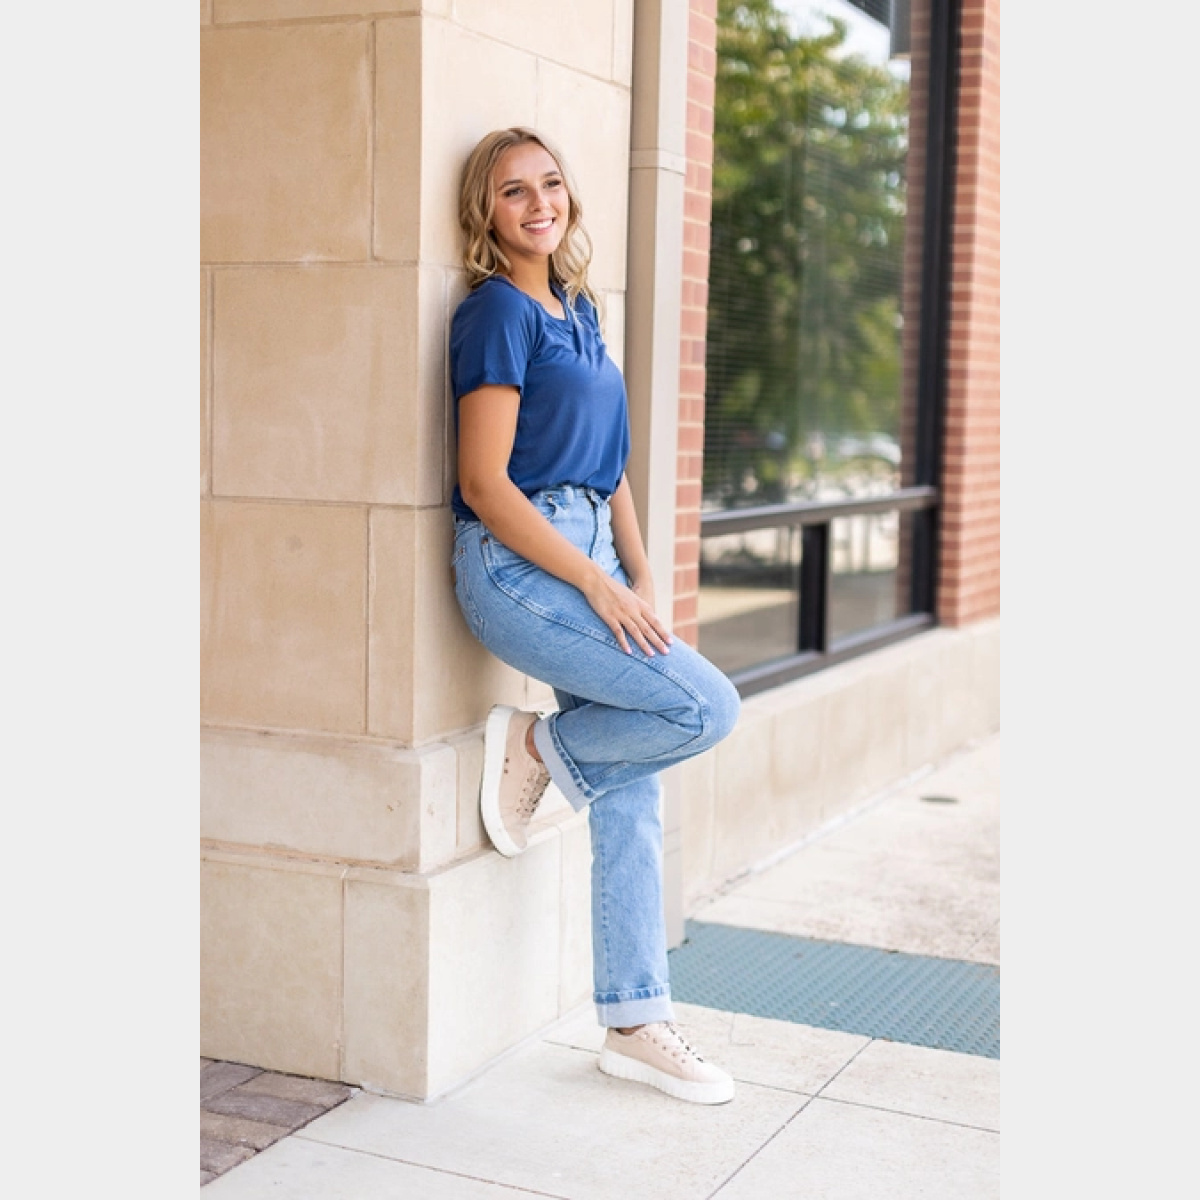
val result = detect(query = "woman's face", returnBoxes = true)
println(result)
[489,142,570,269]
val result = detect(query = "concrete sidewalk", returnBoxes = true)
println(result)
[202,731,1000,1198]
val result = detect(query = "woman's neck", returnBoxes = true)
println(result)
[504,264,563,318]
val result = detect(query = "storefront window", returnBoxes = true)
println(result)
[699,0,949,687]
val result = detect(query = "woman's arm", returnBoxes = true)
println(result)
[609,474,667,634]
[458,386,672,656]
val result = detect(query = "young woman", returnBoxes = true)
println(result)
[449,127,741,1105]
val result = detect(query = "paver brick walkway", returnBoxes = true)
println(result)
[200,1059,355,1186]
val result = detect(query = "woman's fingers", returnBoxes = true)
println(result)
[612,596,671,657]
[608,618,632,656]
[645,610,673,651]
[585,572,673,657]
[636,615,671,656]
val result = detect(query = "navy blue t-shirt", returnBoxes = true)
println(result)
[449,275,631,522]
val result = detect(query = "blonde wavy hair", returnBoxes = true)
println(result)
[459,127,599,314]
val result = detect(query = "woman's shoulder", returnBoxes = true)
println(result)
[455,275,538,323]
[450,277,543,361]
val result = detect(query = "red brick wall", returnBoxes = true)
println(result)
[938,0,1000,625]
[674,0,718,646]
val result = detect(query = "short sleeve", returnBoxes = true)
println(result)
[449,281,540,401]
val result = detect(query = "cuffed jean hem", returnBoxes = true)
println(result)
[532,715,593,812]
[595,990,675,1028]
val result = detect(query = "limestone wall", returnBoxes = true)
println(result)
[201,0,637,1099]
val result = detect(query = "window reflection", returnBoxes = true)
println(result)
[827,509,906,642]
[698,528,802,676]
[703,0,919,512]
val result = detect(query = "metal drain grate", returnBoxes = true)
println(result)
[667,921,999,1058]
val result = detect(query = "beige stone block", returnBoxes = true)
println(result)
[425,834,562,1096]
[201,499,368,733]
[441,275,465,501]
[905,633,945,770]
[599,289,626,372]
[201,269,212,494]
[343,868,431,1097]
[897,628,986,771]
[417,266,452,503]
[627,0,688,155]
[817,670,877,821]
[535,60,631,293]
[367,505,419,741]
[613,0,635,88]
[446,725,487,855]
[212,266,427,504]
[201,24,371,262]
[678,747,716,910]
[397,20,539,267]
[201,727,457,870]
[454,0,617,81]
[372,18,422,264]
[215,1,425,20]
[558,811,593,1014]
[200,853,344,1080]
[523,675,558,714]
[202,0,213,23]
[930,635,974,762]
[368,505,527,743]
[862,658,912,798]
[969,618,1001,734]
[766,691,825,848]
[710,706,778,886]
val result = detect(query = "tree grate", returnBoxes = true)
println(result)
[667,920,999,1058]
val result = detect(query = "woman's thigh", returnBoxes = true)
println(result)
[453,509,732,719]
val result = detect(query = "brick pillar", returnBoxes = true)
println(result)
[673,0,718,646]
[939,0,1000,625]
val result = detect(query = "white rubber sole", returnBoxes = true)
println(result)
[597,1046,735,1105]
[480,705,522,858]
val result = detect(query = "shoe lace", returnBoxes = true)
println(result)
[650,1022,705,1064]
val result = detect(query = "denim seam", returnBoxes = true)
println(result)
[453,543,487,639]
[595,804,613,999]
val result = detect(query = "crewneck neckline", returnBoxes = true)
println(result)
[492,274,572,324]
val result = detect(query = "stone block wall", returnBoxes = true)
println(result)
[201,0,636,1099]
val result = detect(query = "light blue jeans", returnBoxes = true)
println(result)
[452,485,741,1027]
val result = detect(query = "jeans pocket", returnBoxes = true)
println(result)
[480,530,540,590]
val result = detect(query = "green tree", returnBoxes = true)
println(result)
[704,0,910,506]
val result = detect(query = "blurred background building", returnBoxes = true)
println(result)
[201,0,998,1100]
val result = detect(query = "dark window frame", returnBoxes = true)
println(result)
[699,0,962,698]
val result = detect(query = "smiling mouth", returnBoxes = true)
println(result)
[522,218,555,232]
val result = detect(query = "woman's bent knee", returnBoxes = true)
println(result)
[704,673,741,747]
[677,668,739,757]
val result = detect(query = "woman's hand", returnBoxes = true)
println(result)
[580,566,673,657]
[629,575,657,615]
